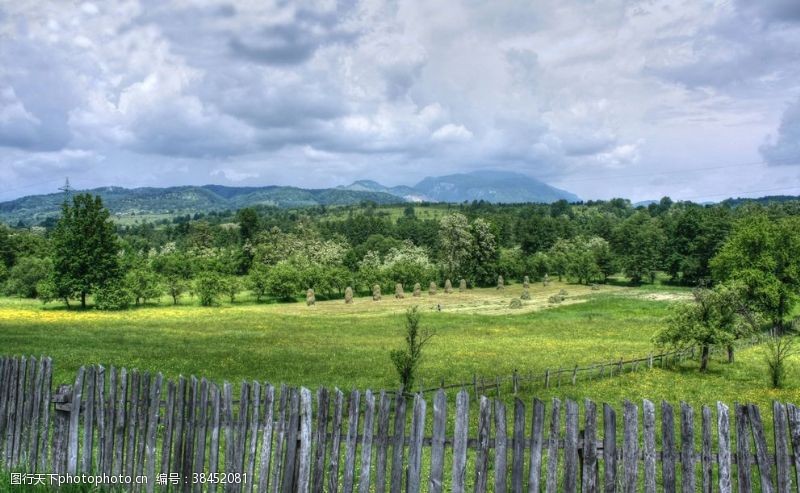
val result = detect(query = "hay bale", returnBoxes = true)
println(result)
[306,288,315,306]
[543,273,549,286]
[395,283,405,299]
[459,279,467,292]
[559,289,567,296]
[548,294,564,304]
[497,275,504,290]
[509,298,523,309]
[520,288,531,300]
[590,283,599,290]
[372,284,382,301]
[523,275,530,289]
[345,286,353,304]
[444,279,453,293]
[413,283,421,297]
[429,281,437,295]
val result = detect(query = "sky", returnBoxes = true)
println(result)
[1,0,799,203]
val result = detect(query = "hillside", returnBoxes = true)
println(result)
[412,170,580,203]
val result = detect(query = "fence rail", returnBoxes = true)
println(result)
[0,355,797,492]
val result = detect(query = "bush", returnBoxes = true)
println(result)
[194,272,223,306]
[764,336,796,388]
[4,256,52,298]
[94,280,132,310]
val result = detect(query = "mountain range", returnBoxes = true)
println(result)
[0,170,580,225]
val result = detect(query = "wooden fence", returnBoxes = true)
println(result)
[1,355,799,492]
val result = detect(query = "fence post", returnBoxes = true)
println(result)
[571,366,578,385]
[512,370,518,395]
[51,384,71,475]
[618,358,623,375]
[544,370,550,389]
[648,354,653,369]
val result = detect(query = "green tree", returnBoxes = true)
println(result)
[654,284,748,371]
[51,194,122,308]
[613,212,665,284]
[220,275,241,303]
[266,260,299,301]
[152,251,192,305]
[389,306,433,390]
[711,213,800,332]
[246,263,270,302]
[124,265,163,305]
[194,271,223,306]
[0,224,15,269]
[438,213,473,280]
[469,218,498,286]
[4,256,52,298]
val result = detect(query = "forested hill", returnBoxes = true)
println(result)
[0,185,404,225]
[0,170,583,225]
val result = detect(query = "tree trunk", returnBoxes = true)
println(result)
[81,292,87,309]
[700,345,710,372]
[727,345,734,363]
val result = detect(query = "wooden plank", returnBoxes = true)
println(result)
[0,358,9,462]
[182,376,197,493]
[544,398,561,493]
[22,356,36,466]
[161,380,176,478]
[125,370,140,479]
[680,402,695,492]
[528,398,545,493]
[511,398,526,493]
[208,384,222,493]
[51,384,70,475]
[327,389,344,493]
[312,387,330,493]
[716,402,732,493]
[494,400,508,493]
[193,378,209,493]
[94,365,105,475]
[136,373,151,485]
[374,391,391,493]
[564,399,579,493]
[272,384,289,493]
[475,395,492,493]
[389,391,406,493]
[171,376,186,483]
[661,401,676,493]
[113,368,128,477]
[785,403,800,493]
[102,366,116,476]
[27,356,45,471]
[749,404,775,493]
[81,365,96,474]
[735,404,753,493]
[222,382,235,492]
[246,381,261,493]
[701,406,712,493]
[607,402,621,493]
[406,393,426,493]
[773,402,792,493]
[12,356,27,467]
[237,381,252,491]
[4,358,18,467]
[281,388,300,493]
[582,399,598,493]
[341,390,360,493]
[38,357,53,473]
[451,390,469,493]
[257,383,275,493]
[622,400,638,493]
[358,390,376,493]
[429,389,446,493]
[144,373,162,493]
[67,365,84,476]
[297,388,313,493]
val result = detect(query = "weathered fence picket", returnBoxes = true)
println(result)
[2,355,800,493]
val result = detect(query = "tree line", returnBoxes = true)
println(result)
[1,195,799,314]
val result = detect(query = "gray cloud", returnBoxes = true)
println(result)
[760,97,800,166]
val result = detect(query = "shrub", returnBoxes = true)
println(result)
[4,256,52,298]
[306,288,315,306]
[497,275,504,289]
[444,279,452,293]
[764,336,796,388]
[345,286,353,304]
[372,284,382,301]
[395,283,404,299]
[413,283,421,297]
[94,280,132,310]
[389,306,433,390]
[194,272,223,306]
[428,281,437,295]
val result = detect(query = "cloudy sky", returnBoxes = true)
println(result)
[1,0,799,203]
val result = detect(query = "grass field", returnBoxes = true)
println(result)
[1,280,798,414]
